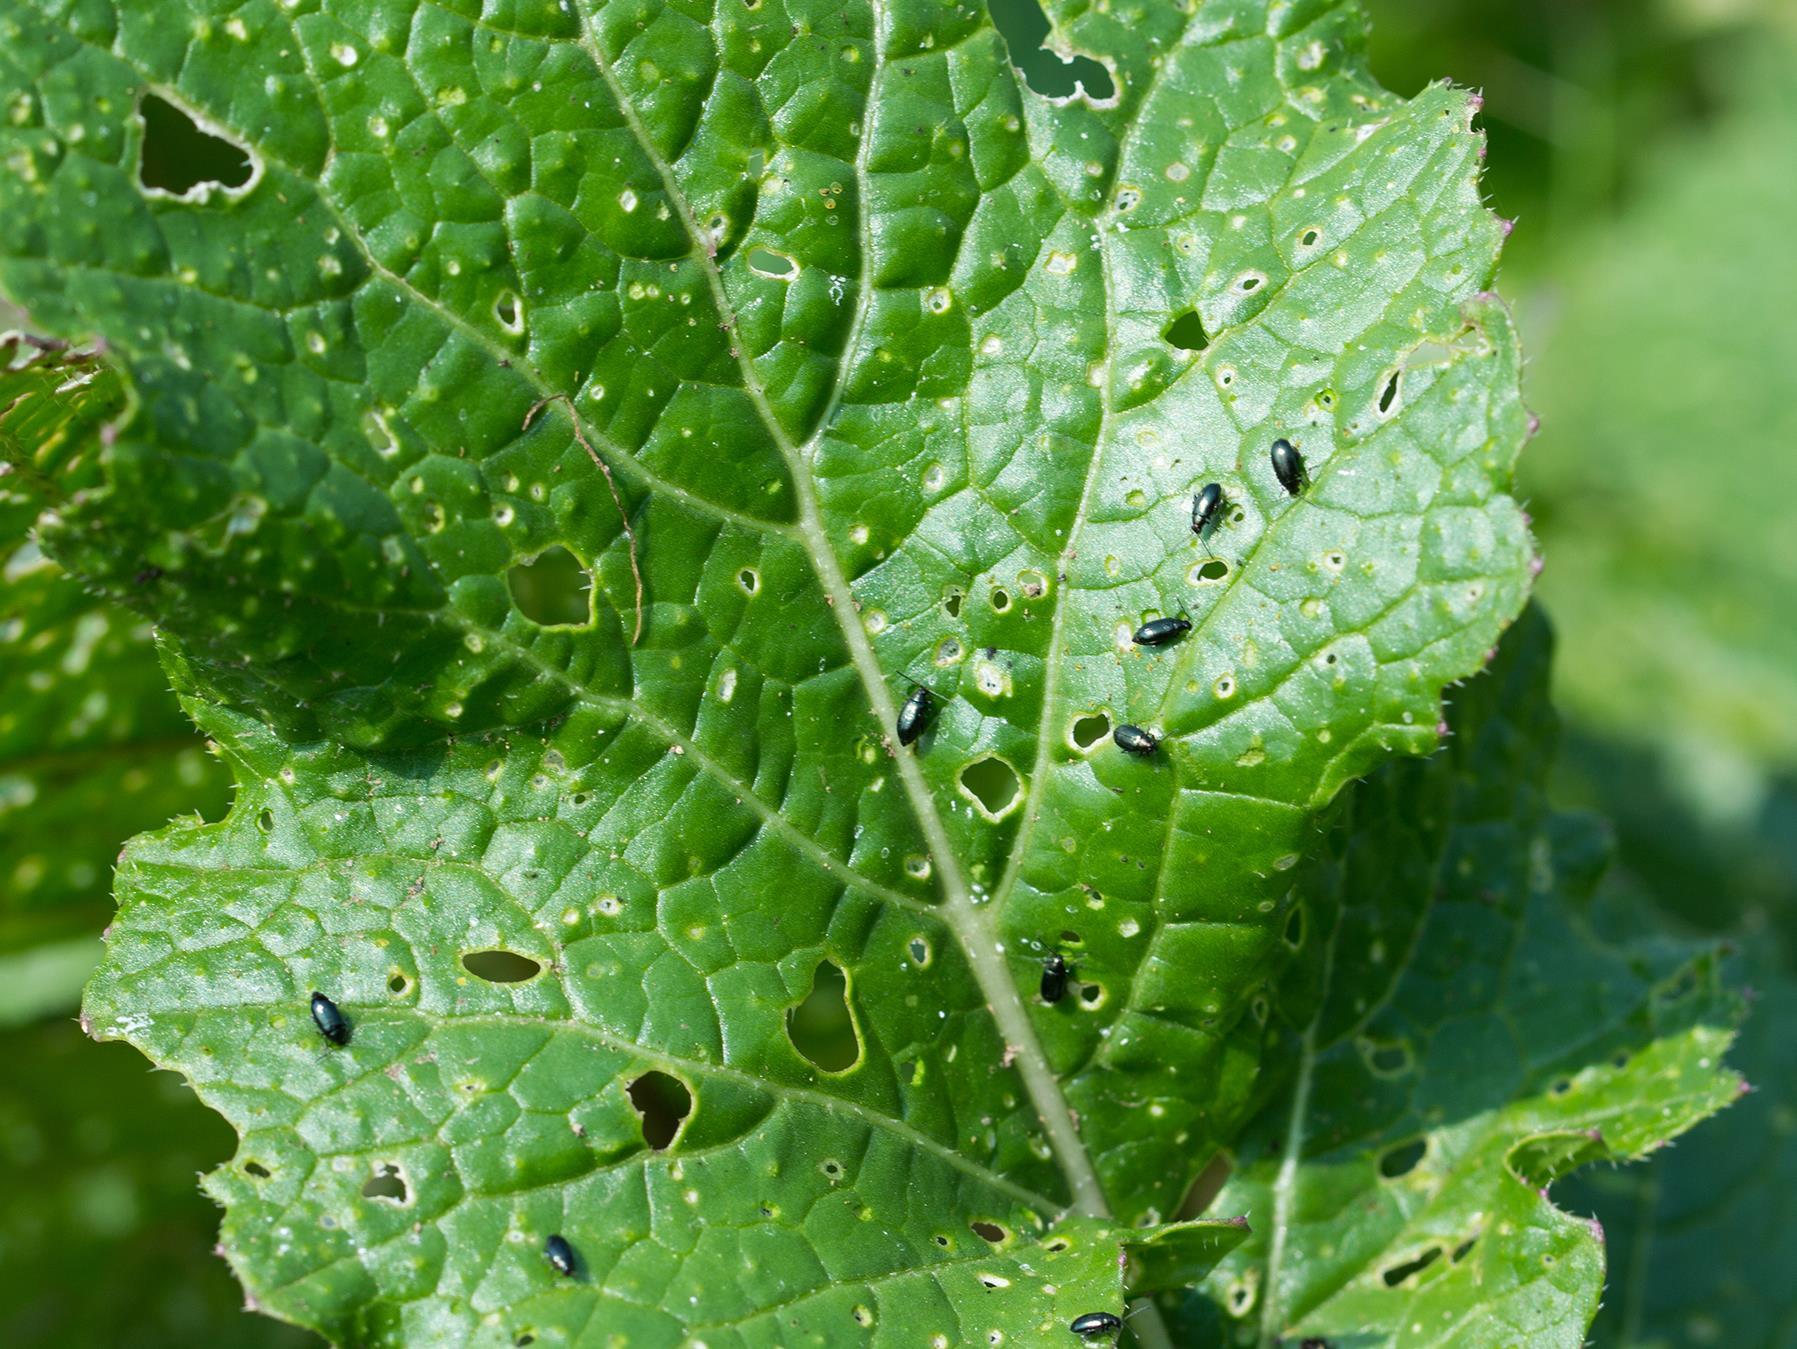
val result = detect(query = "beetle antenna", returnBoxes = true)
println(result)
[898,671,949,696]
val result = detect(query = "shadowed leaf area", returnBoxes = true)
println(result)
[1173,608,1741,1346]
[0,0,1730,1344]
[0,336,230,981]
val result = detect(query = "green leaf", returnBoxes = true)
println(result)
[1563,965,1797,1348]
[0,334,230,975]
[1,0,1535,1338]
[1177,609,1744,1347]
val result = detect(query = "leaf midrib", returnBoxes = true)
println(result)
[570,0,1114,1220]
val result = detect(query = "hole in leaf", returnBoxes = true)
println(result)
[738,567,761,596]
[1079,983,1103,1005]
[787,960,859,1072]
[362,1163,409,1204]
[746,247,797,279]
[493,290,524,334]
[1058,930,1082,948]
[970,1220,1007,1244]
[959,757,1021,819]
[1378,371,1400,414]
[988,0,1115,100]
[509,546,591,626]
[138,93,253,196]
[989,587,1011,613]
[1301,228,1320,246]
[1071,713,1110,751]
[907,936,931,965]
[1381,1246,1442,1287]
[1283,904,1305,948]
[944,589,964,618]
[461,950,542,983]
[1177,1153,1232,1219]
[934,1233,952,1247]
[1379,1138,1427,1178]
[256,808,274,832]
[388,973,409,995]
[1164,310,1209,352]
[626,1071,693,1149]
[1452,1236,1478,1263]
[243,1161,271,1178]
[1359,1036,1413,1078]
[1194,559,1229,582]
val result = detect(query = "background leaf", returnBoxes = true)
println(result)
[0,333,229,1002]
[0,1020,313,1347]
[1178,610,1742,1347]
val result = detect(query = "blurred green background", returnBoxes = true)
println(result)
[3,1,1794,1342]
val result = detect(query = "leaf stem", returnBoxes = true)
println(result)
[572,0,1114,1220]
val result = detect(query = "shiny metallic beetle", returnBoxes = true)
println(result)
[1112,724,1159,756]
[1132,615,1191,647]
[309,991,350,1046]
[1270,437,1307,495]
[1070,1311,1124,1338]
[1040,953,1070,1003]
[1190,482,1225,541]
[545,1234,576,1276]
[895,683,934,747]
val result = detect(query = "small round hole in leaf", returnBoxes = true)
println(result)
[138,92,254,196]
[1070,713,1110,751]
[509,546,591,626]
[1381,1246,1442,1287]
[461,950,542,984]
[362,1162,409,1204]
[626,1071,693,1149]
[746,247,797,279]
[1164,309,1209,352]
[1378,1138,1426,1179]
[787,960,859,1072]
[958,757,1021,819]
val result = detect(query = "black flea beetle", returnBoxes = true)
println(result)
[1270,438,1307,496]
[309,991,350,1046]
[1132,615,1191,647]
[545,1233,577,1276]
[1190,482,1225,544]
[1070,1311,1124,1338]
[1112,724,1159,756]
[896,683,934,746]
[1040,953,1070,1003]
